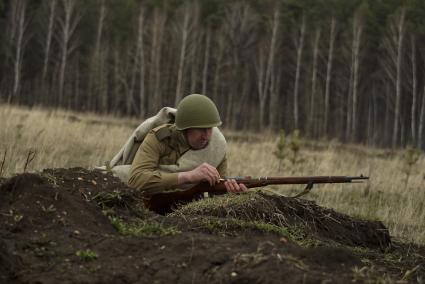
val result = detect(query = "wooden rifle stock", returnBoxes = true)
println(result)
[144,175,368,214]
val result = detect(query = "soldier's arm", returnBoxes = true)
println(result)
[128,132,220,195]
[128,132,179,195]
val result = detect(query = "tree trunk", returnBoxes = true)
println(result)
[226,54,237,128]
[257,51,266,128]
[257,9,279,129]
[3,0,19,100]
[57,0,81,108]
[73,51,80,109]
[138,5,146,118]
[212,33,224,104]
[367,96,372,146]
[351,13,363,141]
[384,81,391,146]
[410,35,417,144]
[11,0,28,102]
[293,13,306,130]
[269,61,282,130]
[175,4,190,106]
[309,27,320,137]
[418,88,425,149]
[88,0,106,112]
[42,0,57,87]
[93,0,106,111]
[392,7,406,148]
[100,47,108,113]
[202,26,211,95]
[346,12,363,142]
[190,22,200,94]
[263,9,279,129]
[324,16,336,136]
[128,4,145,116]
[112,44,121,114]
[58,0,71,107]
[149,8,166,112]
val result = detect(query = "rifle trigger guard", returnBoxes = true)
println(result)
[291,182,314,199]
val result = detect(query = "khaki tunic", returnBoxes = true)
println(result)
[128,124,227,196]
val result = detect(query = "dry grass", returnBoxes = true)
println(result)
[0,104,137,175]
[226,133,425,245]
[1,104,424,245]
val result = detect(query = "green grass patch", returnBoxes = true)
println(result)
[194,216,320,246]
[199,217,289,236]
[175,193,259,214]
[76,249,98,261]
[109,216,180,237]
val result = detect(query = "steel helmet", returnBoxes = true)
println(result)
[175,94,222,130]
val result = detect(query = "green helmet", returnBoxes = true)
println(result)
[175,94,222,130]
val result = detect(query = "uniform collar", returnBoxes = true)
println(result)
[170,124,191,154]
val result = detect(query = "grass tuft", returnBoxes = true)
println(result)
[76,249,98,261]
[109,216,180,237]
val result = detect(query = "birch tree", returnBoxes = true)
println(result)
[346,9,363,141]
[222,3,258,128]
[324,16,336,135]
[7,0,29,102]
[407,0,425,146]
[212,32,224,105]
[148,7,166,112]
[382,6,406,148]
[174,4,191,106]
[41,0,57,86]
[308,27,321,137]
[418,89,425,149]
[292,13,306,130]
[137,5,146,118]
[201,25,211,96]
[174,3,199,106]
[87,0,106,111]
[393,7,406,148]
[256,9,279,129]
[56,0,81,107]
[409,35,417,143]
[128,3,145,116]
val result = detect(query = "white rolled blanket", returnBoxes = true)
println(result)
[95,107,226,183]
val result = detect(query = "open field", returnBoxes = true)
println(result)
[1,104,425,245]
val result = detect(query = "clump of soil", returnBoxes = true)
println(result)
[173,192,391,249]
[0,168,423,283]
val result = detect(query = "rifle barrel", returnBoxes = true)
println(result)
[145,175,369,214]
[222,175,369,185]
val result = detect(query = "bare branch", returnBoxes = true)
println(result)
[0,150,7,177]
[23,149,36,173]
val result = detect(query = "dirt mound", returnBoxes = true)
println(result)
[0,173,116,235]
[173,193,391,249]
[0,168,423,283]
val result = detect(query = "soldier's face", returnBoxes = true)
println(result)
[185,128,213,150]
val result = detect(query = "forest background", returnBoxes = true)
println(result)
[1,0,425,149]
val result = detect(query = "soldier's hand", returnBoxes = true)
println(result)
[224,179,248,194]
[181,163,220,186]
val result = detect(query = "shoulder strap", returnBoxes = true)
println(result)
[154,126,172,141]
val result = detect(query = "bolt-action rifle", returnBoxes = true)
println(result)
[144,175,369,214]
